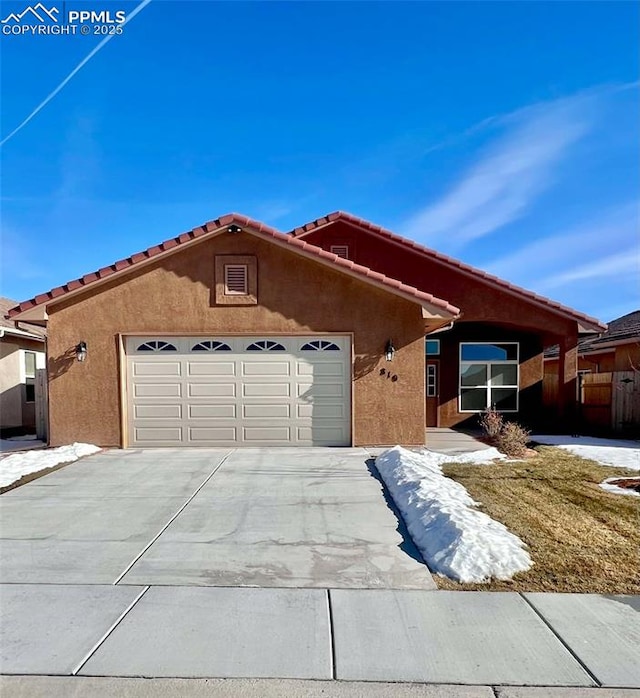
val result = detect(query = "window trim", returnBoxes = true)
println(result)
[24,351,36,403]
[458,342,519,413]
[426,362,438,398]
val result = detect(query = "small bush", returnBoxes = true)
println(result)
[479,407,503,439]
[496,421,531,458]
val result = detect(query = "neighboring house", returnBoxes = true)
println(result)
[7,212,604,448]
[0,297,46,436]
[544,310,640,375]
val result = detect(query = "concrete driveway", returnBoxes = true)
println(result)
[0,447,434,589]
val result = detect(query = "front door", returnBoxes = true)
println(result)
[426,359,439,427]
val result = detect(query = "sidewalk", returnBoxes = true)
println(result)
[1,584,637,689]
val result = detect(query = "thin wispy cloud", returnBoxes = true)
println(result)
[538,248,639,290]
[402,88,624,248]
[0,0,153,148]
[484,203,639,282]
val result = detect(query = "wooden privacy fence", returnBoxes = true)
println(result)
[35,368,48,442]
[542,370,640,435]
[582,371,640,435]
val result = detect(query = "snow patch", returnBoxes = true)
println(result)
[599,477,640,498]
[0,435,45,453]
[533,435,640,471]
[0,443,101,489]
[375,446,532,583]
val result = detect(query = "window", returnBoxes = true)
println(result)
[224,265,248,295]
[459,342,519,412]
[136,341,177,352]
[426,363,438,398]
[425,339,440,355]
[24,351,36,403]
[301,340,340,351]
[246,340,286,351]
[191,340,232,352]
[330,245,349,259]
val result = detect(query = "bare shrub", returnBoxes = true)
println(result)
[496,421,531,458]
[479,407,503,440]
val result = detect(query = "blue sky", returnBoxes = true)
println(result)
[1,0,638,322]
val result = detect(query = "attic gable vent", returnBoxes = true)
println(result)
[330,245,349,259]
[224,264,248,295]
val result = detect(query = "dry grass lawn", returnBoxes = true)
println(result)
[439,445,640,593]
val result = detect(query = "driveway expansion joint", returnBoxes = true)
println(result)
[71,586,150,676]
[112,450,235,585]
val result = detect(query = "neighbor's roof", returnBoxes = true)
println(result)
[7,213,460,321]
[292,211,606,333]
[545,310,639,358]
[0,297,46,340]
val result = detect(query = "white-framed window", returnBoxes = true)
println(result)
[330,245,349,259]
[224,264,248,295]
[425,338,440,355]
[459,342,519,412]
[24,351,36,403]
[426,363,438,397]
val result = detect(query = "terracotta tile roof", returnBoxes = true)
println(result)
[291,211,606,332]
[7,213,460,320]
[545,310,640,358]
[0,297,46,338]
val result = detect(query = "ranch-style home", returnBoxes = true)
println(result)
[7,212,605,448]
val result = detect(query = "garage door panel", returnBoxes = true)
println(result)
[241,361,290,376]
[134,404,182,419]
[189,427,237,442]
[134,383,182,398]
[296,361,345,377]
[243,426,291,442]
[133,361,182,377]
[187,361,236,376]
[297,383,343,398]
[134,427,183,443]
[127,336,350,447]
[243,404,291,419]
[297,403,345,419]
[189,383,236,398]
[189,404,236,419]
[242,383,290,398]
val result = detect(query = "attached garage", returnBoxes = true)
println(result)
[125,335,352,447]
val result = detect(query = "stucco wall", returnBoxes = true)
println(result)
[301,222,577,338]
[0,338,45,431]
[46,231,427,447]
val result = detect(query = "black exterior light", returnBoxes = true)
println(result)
[385,339,395,362]
[76,342,87,362]
[227,224,242,234]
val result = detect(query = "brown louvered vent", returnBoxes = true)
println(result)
[330,245,349,259]
[224,264,248,295]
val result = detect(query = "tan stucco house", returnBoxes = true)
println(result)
[0,297,46,437]
[7,212,605,448]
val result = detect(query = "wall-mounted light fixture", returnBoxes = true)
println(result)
[385,339,395,362]
[75,342,87,362]
[227,224,242,234]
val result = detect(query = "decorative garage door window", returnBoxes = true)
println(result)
[191,340,232,351]
[459,342,519,413]
[301,340,340,351]
[246,340,286,351]
[136,341,177,352]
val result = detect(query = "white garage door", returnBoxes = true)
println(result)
[125,336,351,447]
